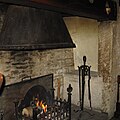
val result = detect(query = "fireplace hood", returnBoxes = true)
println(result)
[0,5,75,50]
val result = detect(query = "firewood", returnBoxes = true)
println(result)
[22,106,33,118]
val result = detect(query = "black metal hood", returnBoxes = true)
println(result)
[0,5,75,50]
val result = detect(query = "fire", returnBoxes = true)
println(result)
[40,101,47,113]
[35,98,47,113]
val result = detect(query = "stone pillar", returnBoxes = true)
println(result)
[98,21,116,118]
[112,6,120,118]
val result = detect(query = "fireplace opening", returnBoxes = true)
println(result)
[18,85,53,109]
[17,85,53,119]
[0,74,72,120]
[16,85,53,119]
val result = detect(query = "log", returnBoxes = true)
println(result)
[22,106,33,118]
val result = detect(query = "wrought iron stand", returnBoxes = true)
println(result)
[78,56,92,111]
[74,56,92,120]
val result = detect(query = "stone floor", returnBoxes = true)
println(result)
[71,104,120,120]
[110,116,120,120]
[110,117,120,120]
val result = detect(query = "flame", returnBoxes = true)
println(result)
[35,99,47,113]
[40,101,47,113]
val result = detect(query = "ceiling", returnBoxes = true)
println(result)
[0,0,118,21]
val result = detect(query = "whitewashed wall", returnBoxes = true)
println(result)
[64,17,99,71]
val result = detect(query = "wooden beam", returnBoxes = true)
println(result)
[0,0,117,21]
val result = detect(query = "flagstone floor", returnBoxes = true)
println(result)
[71,104,120,120]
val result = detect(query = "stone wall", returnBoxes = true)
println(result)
[98,21,116,118]
[0,49,74,98]
[0,6,75,99]
[112,6,120,117]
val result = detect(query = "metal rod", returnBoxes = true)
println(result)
[78,66,82,110]
[81,56,86,111]
[67,84,73,120]
[88,66,92,110]
[81,68,85,111]
[13,100,19,120]
[117,75,120,103]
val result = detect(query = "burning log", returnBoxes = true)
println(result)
[21,98,48,119]
[22,107,33,118]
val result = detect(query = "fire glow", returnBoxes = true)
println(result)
[35,98,47,113]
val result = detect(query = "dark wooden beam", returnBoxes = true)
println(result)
[0,0,117,21]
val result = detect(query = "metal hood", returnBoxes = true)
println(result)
[0,5,75,50]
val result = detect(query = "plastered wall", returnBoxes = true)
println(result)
[64,16,117,119]
[64,17,99,71]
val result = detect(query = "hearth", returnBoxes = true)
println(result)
[0,74,72,120]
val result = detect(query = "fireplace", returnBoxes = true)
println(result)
[0,74,72,120]
[0,74,53,119]
[0,4,75,120]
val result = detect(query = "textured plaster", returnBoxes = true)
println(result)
[64,17,98,71]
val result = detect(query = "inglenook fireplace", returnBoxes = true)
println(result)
[0,3,75,120]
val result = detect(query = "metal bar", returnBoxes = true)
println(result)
[88,66,92,110]
[81,56,86,111]
[117,75,120,103]
[78,66,82,110]
[81,68,85,111]
[67,84,73,120]
[13,100,19,120]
